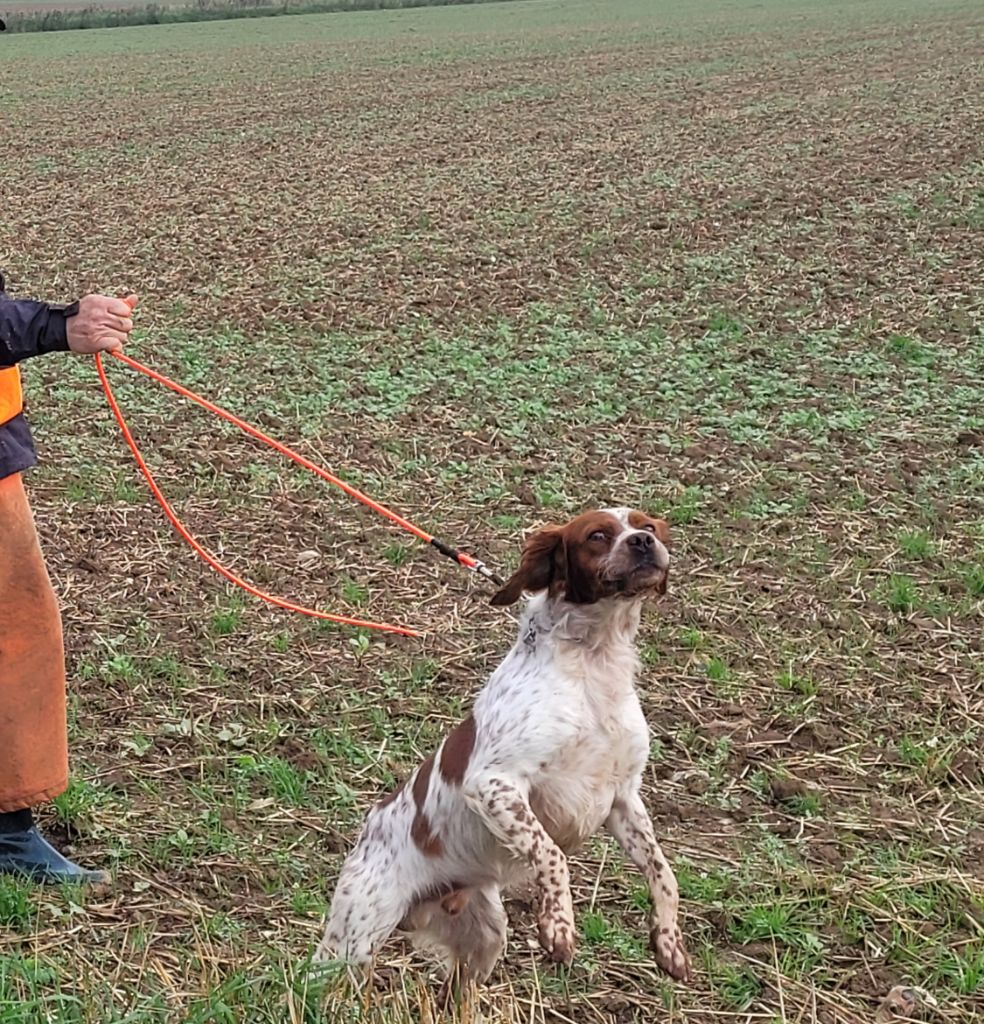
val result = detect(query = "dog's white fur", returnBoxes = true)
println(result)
[315,507,689,986]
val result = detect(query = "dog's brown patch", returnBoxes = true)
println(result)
[410,756,443,857]
[410,811,444,857]
[439,714,477,786]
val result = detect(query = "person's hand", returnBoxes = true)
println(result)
[66,293,138,355]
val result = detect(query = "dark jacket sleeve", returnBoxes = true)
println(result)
[0,298,71,367]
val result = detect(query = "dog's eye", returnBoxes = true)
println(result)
[588,530,608,543]
[642,524,657,534]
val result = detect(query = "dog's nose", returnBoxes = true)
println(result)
[627,531,656,552]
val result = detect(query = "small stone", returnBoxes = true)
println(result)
[297,549,321,569]
[874,984,937,1022]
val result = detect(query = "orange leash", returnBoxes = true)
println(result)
[93,320,501,638]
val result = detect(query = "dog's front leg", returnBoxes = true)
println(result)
[606,788,690,981]
[463,776,575,965]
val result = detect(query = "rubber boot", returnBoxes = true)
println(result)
[0,824,110,884]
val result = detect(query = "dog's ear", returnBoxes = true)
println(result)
[490,526,563,606]
[563,536,604,605]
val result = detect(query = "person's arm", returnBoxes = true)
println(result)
[0,287,137,367]
[0,297,73,367]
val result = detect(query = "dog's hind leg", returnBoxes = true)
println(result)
[410,884,508,1001]
[451,885,508,985]
[314,852,412,965]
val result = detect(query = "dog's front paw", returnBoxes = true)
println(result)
[538,894,576,965]
[650,923,690,982]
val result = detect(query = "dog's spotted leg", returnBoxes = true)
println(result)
[463,776,575,965]
[606,790,690,982]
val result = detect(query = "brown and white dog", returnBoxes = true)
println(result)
[315,507,690,986]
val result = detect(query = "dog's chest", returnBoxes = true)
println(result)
[529,693,649,853]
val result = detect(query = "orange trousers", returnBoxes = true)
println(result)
[0,472,69,811]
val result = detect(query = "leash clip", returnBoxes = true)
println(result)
[470,560,504,587]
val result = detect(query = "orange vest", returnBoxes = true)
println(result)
[0,366,23,426]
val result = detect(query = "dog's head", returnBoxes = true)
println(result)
[490,507,672,607]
